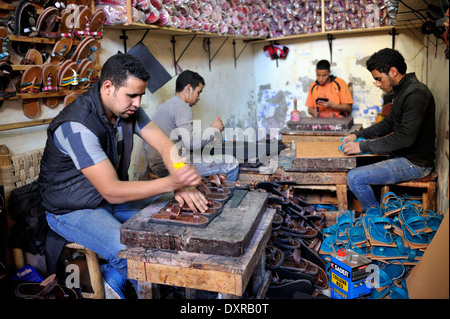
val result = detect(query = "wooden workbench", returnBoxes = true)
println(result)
[279,124,362,146]
[118,192,275,298]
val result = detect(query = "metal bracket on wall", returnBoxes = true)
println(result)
[232,39,249,68]
[270,41,279,68]
[171,35,197,75]
[389,27,399,49]
[205,37,229,71]
[119,30,129,53]
[327,34,335,63]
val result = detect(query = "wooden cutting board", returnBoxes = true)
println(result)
[120,191,268,257]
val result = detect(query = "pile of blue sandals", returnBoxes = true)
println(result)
[319,191,444,299]
[255,180,330,299]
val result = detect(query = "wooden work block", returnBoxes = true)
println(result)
[287,117,354,131]
[120,191,268,257]
[292,141,356,171]
[118,208,275,297]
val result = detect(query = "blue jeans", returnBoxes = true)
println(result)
[46,197,159,284]
[347,157,432,211]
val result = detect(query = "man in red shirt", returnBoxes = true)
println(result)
[305,60,353,118]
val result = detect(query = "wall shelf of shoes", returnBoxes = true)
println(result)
[100,0,405,42]
[0,0,103,128]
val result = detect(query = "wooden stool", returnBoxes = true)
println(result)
[65,242,105,299]
[380,172,438,211]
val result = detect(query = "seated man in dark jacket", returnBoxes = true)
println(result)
[343,48,436,211]
[39,53,208,292]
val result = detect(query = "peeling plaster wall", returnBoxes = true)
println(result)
[252,30,427,130]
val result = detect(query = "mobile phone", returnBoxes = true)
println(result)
[316,98,329,103]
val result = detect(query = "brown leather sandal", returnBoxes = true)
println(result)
[76,58,94,90]
[58,60,78,91]
[15,274,78,299]
[58,9,75,38]
[64,92,80,107]
[151,204,210,226]
[165,200,220,215]
[19,65,42,118]
[0,26,9,63]
[73,6,92,39]
[36,6,61,38]
[42,63,58,108]
[22,48,43,65]
[281,249,328,289]
[89,7,105,38]
[71,36,99,63]
[45,37,73,65]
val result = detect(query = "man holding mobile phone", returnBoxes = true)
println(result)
[305,60,353,118]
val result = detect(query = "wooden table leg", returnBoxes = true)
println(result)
[137,281,160,299]
[336,184,348,210]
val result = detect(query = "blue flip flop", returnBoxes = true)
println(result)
[370,260,407,299]
[424,211,444,232]
[399,202,428,236]
[370,236,424,262]
[387,279,409,299]
[364,215,396,245]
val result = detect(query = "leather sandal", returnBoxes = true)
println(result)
[166,200,221,214]
[12,0,39,55]
[58,9,75,38]
[0,26,9,63]
[71,36,99,63]
[15,274,78,299]
[281,249,328,289]
[76,58,94,89]
[151,204,210,226]
[73,6,92,39]
[41,63,58,108]
[46,37,73,65]
[21,48,43,65]
[36,6,61,38]
[89,7,105,38]
[64,92,80,107]
[265,245,284,269]
[0,62,16,98]
[18,65,42,118]
[266,274,314,299]
[58,60,78,90]
[270,231,302,250]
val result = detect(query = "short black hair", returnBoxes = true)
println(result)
[316,60,330,71]
[99,53,151,88]
[366,48,407,75]
[175,70,205,92]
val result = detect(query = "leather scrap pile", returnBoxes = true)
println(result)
[254,179,330,299]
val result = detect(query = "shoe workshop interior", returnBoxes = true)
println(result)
[0,0,449,303]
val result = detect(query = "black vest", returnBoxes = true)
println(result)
[38,82,136,214]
